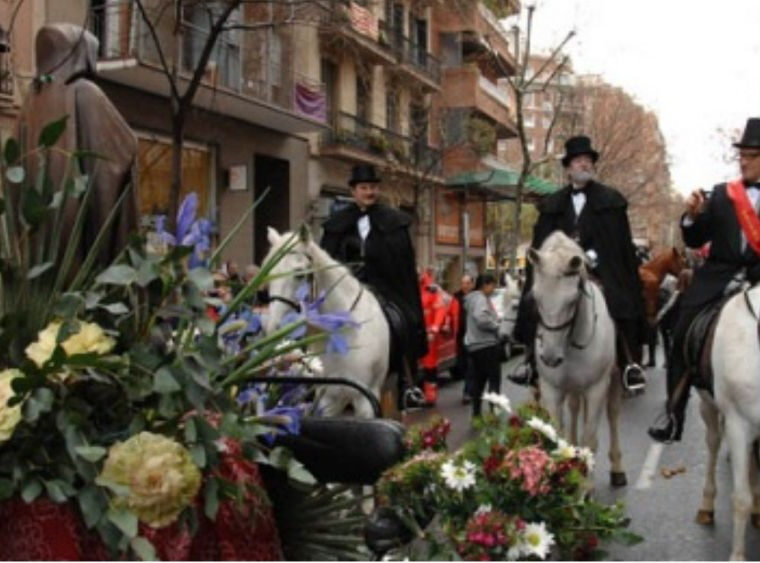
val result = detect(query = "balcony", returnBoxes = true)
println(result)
[0,51,12,100]
[436,1,517,76]
[321,112,442,177]
[442,65,517,137]
[88,1,327,134]
[319,2,397,65]
[388,34,441,91]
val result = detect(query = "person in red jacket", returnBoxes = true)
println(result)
[419,269,448,405]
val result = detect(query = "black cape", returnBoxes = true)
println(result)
[524,180,645,322]
[321,202,427,359]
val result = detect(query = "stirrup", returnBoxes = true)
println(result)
[402,386,425,410]
[622,363,646,391]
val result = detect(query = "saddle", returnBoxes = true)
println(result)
[372,290,416,379]
[684,294,736,395]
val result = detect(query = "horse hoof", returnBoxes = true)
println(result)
[752,513,760,529]
[610,472,627,487]
[695,510,714,526]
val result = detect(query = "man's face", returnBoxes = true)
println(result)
[460,275,474,293]
[739,149,760,184]
[566,154,595,187]
[351,182,380,209]
[482,281,496,296]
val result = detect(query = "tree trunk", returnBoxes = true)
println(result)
[169,108,184,229]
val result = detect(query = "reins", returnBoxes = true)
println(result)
[536,277,598,350]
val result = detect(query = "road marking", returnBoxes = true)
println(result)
[635,443,665,490]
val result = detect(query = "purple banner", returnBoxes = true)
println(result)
[295,82,327,122]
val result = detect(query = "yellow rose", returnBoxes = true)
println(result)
[98,432,201,528]
[25,321,115,368]
[61,322,115,357]
[0,369,24,443]
[25,322,62,368]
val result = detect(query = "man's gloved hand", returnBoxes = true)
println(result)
[585,249,599,270]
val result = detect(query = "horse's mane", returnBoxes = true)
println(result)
[538,231,588,276]
[265,230,354,281]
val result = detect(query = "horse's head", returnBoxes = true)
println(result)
[528,231,588,368]
[263,226,314,335]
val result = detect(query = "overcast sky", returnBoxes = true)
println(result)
[509,0,760,194]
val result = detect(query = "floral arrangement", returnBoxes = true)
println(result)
[0,119,361,559]
[378,393,642,560]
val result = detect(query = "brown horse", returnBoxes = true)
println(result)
[639,247,686,325]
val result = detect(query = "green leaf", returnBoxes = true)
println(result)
[38,115,68,148]
[130,536,158,561]
[184,418,197,443]
[188,268,214,291]
[6,165,24,184]
[136,257,160,287]
[190,443,207,468]
[27,261,54,280]
[153,367,181,393]
[95,477,130,497]
[204,478,220,520]
[96,264,137,286]
[44,479,69,503]
[21,479,42,503]
[54,293,86,318]
[33,387,54,411]
[99,302,129,315]
[107,506,138,538]
[4,137,20,164]
[77,485,107,529]
[22,186,47,227]
[75,445,107,463]
[287,460,317,485]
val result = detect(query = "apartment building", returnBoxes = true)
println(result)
[10,0,330,266]
[433,0,520,285]
[308,0,443,267]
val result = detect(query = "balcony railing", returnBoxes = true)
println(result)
[322,112,442,175]
[390,34,441,84]
[88,1,326,122]
[478,74,510,108]
[0,53,13,97]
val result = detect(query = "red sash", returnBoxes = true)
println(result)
[726,178,760,255]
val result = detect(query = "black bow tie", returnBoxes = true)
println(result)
[571,188,586,196]
[746,183,760,190]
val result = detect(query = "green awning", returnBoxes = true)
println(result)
[445,168,560,199]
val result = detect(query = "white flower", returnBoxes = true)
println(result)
[475,504,492,515]
[482,392,512,413]
[302,355,324,376]
[552,438,577,460]
[521,521,555,560]
[526,416,558,443]
[577,446,595,471]
[506,544,524,561]
[440,459,476,493]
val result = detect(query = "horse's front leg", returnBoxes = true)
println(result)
[726,413,753,561]
[538,378,565,435]
[606,366,626,487]
[567,393,580,444]
[750,440,760,529]
[580,374,608,455]
[696,396,721,525]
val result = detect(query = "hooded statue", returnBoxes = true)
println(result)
[15,23,138,266]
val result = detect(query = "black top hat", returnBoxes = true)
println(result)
[733,118,760,149]
[561,135,600,167]
[348,164,381,186]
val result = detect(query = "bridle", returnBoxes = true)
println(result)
[268,251,366,314]
[536,275,597,350]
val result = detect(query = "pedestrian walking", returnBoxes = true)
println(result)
[464,273,502,419]
[452,274,475,403]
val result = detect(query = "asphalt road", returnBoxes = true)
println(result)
[405,349,760,561]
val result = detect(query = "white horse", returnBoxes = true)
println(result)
[263,227,390,418]
[528,231,626,486]
[696,285,760,560]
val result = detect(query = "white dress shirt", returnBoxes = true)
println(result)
[571,189,586,217]
[357,214,371,241]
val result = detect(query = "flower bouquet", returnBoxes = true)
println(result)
[0,119,368,559]
[377,394,642,560]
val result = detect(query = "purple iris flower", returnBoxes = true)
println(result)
[154,193,213,269]
[259,405,303,445]
[278,282,358,354]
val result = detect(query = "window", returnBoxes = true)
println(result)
[321,59,337,122]
[542,115,552,129]
[182,2,242,90]
[387,90,398,132]
[527,138,535,152]
[524,113,535,128]
[136,135,214,218]
[439,32,461,69]
[356,76,370,122]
